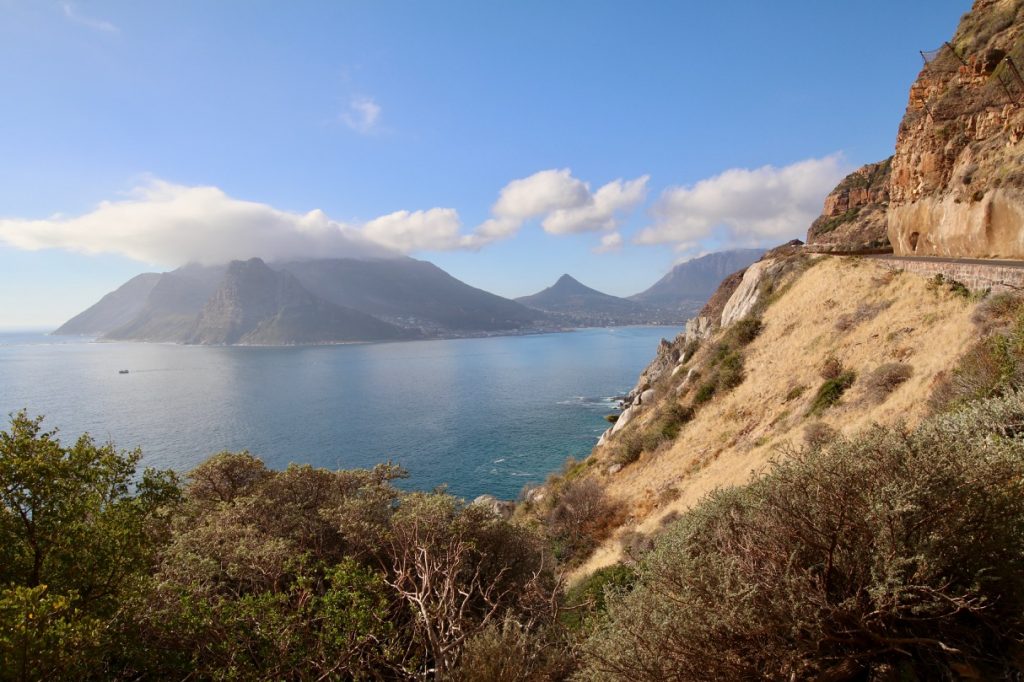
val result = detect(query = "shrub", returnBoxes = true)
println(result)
[927,272,971,299]
[783,384,806,402]
[834,300,892,332]
[802,421,838,448]
[725,317,762,347]
[563,564,638,631]
[451,620,575,682]
[546,479,625,564]
[931,309,1024,412]
[692,381,716,405]
[578,394,1024,681]
[864,362,913,403]
[807,371,856,416]
[819,355,843,380]
[681,339,700,364]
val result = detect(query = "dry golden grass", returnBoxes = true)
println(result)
[570,257,979,581]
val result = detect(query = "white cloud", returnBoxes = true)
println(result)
[342,96,381,134]
[0,168,651,265]
[543,176,649,235]
[476,169,648,245]
[636,154,846,250]
[594,232,623,254]
[0,180,396,266]
[362,208,477,252]
[61,2,118,33]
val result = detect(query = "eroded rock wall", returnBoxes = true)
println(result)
[889,0,1024,257]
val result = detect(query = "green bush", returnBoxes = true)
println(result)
[807,371,856,416]
[578,393,1024,681]
[931,304,1024,411]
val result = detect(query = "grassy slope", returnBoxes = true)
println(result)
[572,256,978,579]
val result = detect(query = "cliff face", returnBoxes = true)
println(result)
[806,158,891,251]
[889,0,1024,257]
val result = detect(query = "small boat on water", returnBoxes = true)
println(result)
[118,369,129,374]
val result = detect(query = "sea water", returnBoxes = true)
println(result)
[0,327,675,499]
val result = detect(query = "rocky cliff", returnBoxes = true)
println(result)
[889,0,1024,257]
[806,157,891,252]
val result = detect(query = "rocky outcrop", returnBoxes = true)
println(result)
[721,259,776,327]
[806,158,892,252]
[889,0,1024,257]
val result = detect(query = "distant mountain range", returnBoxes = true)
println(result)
[630,249,764,315]
[56,248,766,345]
[516,274,667,326]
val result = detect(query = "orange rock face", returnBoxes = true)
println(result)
[888,0,1024,257]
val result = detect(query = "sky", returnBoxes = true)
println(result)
[0,0,969,328]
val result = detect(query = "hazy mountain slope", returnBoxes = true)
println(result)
[104,264,226,342]
[630,249,764,312]
[53,273,161,335]
[279,257,540,332]
[517,275,642,315]
[565,256,979,579]
[186,258,408,345]
[516,274,662,326]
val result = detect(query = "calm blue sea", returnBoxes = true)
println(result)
[0,327,675,499]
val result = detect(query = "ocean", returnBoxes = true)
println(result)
[0,327,676,500]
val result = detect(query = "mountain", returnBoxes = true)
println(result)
[54,272,162,335]
[187,258,409,345]
[630,249,765,314]
[55,256,545,345]
[278,257,541,333]
[516,274,661,326]
[104,264,226,342]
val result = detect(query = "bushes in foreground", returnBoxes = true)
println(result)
[0,425,558,681]
[577,393,1024,681]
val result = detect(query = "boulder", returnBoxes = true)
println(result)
[721,259,774,327]
[612,405,636,434]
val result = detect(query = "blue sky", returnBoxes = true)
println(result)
[0,0,968,328]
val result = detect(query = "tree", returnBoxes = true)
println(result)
[0,411,179,681]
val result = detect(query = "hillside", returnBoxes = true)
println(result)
[186,258,411,345]
[527,255,981,579]
[54,272,162,335]
[104,264,226,342]
[516,274,660,326]
[629,249,763,315]
[279,257,541,333]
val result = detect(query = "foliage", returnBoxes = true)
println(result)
[807,370,856,416]
[545,479,624,565]
[578,393,1024,681]
[0,411,180,680]
[932,297,1024,411]
[927,272,971,299]
[562,564,637,631]
[450,619,575,682]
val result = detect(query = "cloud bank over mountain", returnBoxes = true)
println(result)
[0,157,840,266]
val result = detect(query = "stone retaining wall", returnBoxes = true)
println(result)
[877,257,1024,292]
